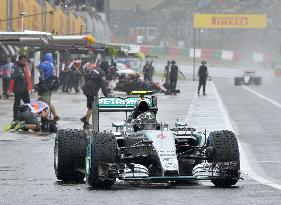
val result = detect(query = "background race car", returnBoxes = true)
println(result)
[54,91,241,189]
[114,73,166,94]
[234,70,262,86]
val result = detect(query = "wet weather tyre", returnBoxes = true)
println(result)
[254,76,262,86]
[86,131,118,189]
[54,129,86,182]
[207,130,240,187]
[234,77,242,86]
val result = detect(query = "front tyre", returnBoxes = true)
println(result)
[207,130,240,187]
[86,131,118,188]
[254,76,262,86]
[54,129,86,182]
[234,77,242,86]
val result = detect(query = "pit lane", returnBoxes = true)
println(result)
[0,65,281,204]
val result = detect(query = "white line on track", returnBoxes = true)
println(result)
[243,86,281,109]
[212,82,234,132]
[214,82,281,190]
[187,81,281,189]
[239,142,281,189]
[255,161,281,163]
[185,93,198,121]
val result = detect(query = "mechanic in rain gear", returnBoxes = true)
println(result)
[100,59,110,78]
[197,60,208,95]
[5,100,56,133]
[81,63,109,129]
[169,60,179,95]
[68,59,82,93]
[143,61,150,81]
[37,53,60,121]
[149,60,155,81]
[109,58,118,80]
[100,59,114,95]
[163,61,170,92]
[10,55,32,122]
[164,61,170,81]
[0,57,14,98]
[60,60,70,92]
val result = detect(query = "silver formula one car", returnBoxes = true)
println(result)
[234,70,262,86]
[54,91,240,188]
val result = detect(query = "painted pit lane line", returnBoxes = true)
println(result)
[186,81,281,190]
[243,86,281,109]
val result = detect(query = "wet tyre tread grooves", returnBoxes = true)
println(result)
[55,129,86,182]
[87,131,117,188]
[208,130,240,187]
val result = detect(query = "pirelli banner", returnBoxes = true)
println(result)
[193,14,267,29]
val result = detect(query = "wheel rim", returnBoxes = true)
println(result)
[54,135,59,175]
[85,138,91,178]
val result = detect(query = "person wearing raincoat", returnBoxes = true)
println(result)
[10,55,32,121]
[37,53,60,122]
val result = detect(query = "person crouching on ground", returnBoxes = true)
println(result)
[5,100,57,133]
[37,53,60,122]
[81,63,108,129]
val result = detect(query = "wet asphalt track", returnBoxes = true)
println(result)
[1,66,281,204]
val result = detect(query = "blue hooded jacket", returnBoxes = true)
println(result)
[38,53,55,80]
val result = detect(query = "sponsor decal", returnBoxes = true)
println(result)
[193,13,267,29]
[157,132,166,140]
[212,17,248,26]
[99,97,152,107]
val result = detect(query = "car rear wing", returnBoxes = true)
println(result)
[92,96,158,131]
[244,70,255,75]
[97,97,155,112]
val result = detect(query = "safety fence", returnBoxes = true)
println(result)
[121,44,278,65]
[134,45,276,64]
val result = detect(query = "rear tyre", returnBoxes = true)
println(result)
[86,131,118,188]
[207,130,240,187]
[54,129,86,182]
[254,76,262,86]
[234,77,242,86]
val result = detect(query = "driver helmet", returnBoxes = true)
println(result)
[133,100,150,119]
[137,100,150,113]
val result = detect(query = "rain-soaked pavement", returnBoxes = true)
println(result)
[1,65,281,204]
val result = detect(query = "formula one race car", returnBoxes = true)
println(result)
[54,91,240,188]
[234,70,262,86]
[115,73,165,94]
